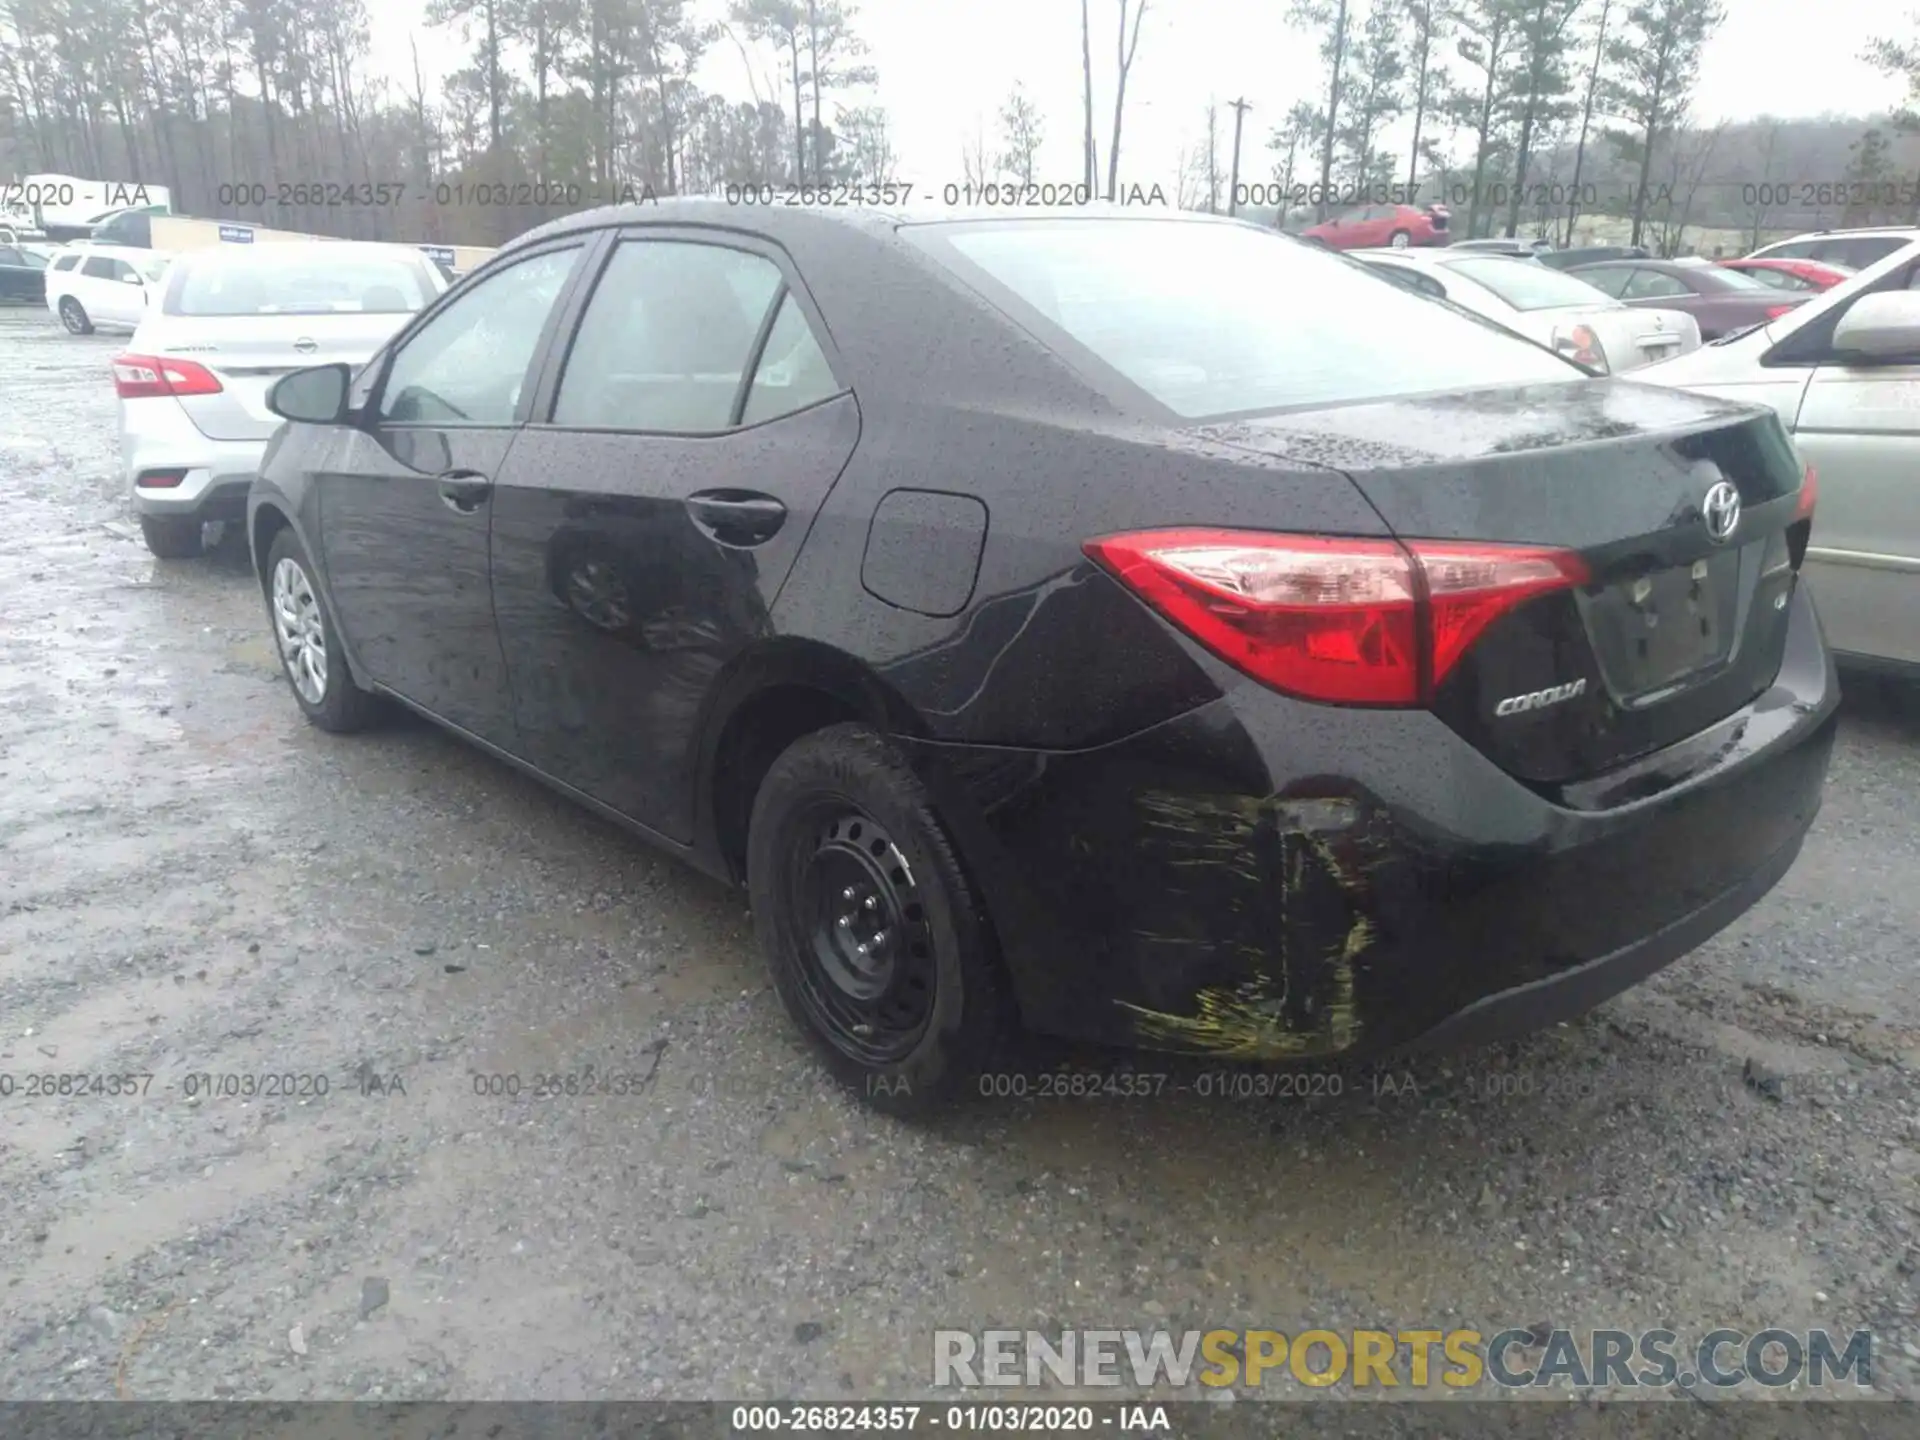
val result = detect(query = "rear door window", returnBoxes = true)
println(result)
[741,293,841,425]
[552,239,784,433]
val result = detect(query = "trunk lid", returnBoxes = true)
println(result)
[1582,305,1698,368]
[152,313,413,440]
[1199,378,1807,786]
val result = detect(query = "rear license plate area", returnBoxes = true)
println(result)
[1578,550,1742,702]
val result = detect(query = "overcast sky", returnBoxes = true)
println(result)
[365,0,1913,190]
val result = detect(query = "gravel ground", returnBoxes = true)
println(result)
[1,305,1916,1406]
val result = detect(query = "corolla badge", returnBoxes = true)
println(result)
[1495,679,1587,716]
[294,337,318,355]
[1702,480,1741,543]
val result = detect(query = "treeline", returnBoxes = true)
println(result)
[11,0,1920,256]
[1170,0,1920,251]
[0,0,891,245]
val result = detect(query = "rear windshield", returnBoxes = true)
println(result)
[167,251,434,316]
[904,218,1576,419]
[1440,257,1614,310]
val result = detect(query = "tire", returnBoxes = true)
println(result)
[746,723,1013,1115]
[1389,229,1412,249]
[264,527,384,733]
[139,514,204,559]
[58,296,92,334]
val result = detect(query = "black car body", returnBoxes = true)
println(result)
[0,243,48,303]
[246,202,1836,1108]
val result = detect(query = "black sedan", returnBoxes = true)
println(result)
[1569,257,1806,339]
[0,243,48,303]
[245,202,1836,1112]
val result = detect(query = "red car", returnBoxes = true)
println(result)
[1301,202,1450,251]
[1716,257,1854,293]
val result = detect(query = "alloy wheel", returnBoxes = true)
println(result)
[271,556,328,705]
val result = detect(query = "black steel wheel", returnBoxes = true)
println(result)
[747,723,1012,1114]
[778,802,938,1065]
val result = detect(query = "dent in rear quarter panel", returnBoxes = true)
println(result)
[772,399,1396,1038]
[774,403,1391,747]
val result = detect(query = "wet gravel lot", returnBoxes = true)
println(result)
[1,305,1917,1405]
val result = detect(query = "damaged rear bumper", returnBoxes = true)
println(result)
[899,589,1839,1061]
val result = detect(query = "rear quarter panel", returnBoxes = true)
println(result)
[769,404,1389,750]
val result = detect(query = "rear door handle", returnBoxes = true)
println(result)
[437,470,492,513]
[687,490,787,545]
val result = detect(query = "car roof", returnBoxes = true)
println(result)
[62,242,166,260]
[491,198,1309,424]
[502,196,1246,257]
[1773,226,1920,238]
[1355,247,1530,267]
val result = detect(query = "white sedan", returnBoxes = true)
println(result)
[115,240,447,557]
[1350,247,1701,373]
[1639,237,1920,672]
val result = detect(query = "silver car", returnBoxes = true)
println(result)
[115,241,448,557]
[1351,247,1702,373]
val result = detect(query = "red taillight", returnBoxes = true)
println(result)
[111,353,224,400]
[135,469,187,488]
[1083,529,1589,707]
[1554,323,1607,370]
[1795,463,1818,522]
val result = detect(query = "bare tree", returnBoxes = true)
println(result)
[1564,0,1611,244]
[1105,0,1149,199]
[959,114,991,187]
[1080,0,1098,190]
[1653,117,1723,254]
[1204,99,1221,211]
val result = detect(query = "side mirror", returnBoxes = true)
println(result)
[268,363,352,424]
[1830,290,1920,361]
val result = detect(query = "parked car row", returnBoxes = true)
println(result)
[109,240,449,556]
[1350,247,1702,372]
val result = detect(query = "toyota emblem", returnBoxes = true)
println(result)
[294,337,317,355]
[1702,480,1741,544]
